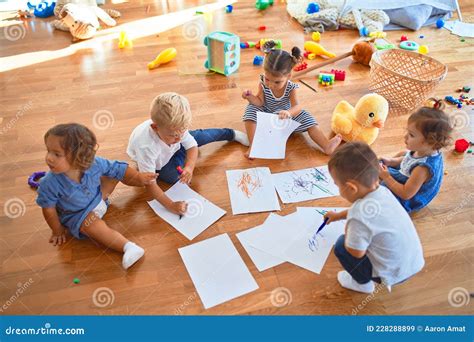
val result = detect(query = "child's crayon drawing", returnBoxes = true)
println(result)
[287,168,335,198]
[237,171,263,198]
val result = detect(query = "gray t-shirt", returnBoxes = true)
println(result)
[346,186,425,286]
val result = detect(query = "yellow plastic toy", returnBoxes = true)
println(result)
[118,31,132,49]
[331,93,389,145]
[368,31,386,39]
[311,31,321,42]
[147,48,177,70]
[303,41,336,59]
[418,45,429,54]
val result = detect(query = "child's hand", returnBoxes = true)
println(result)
[168,201,188,215]
[278,110,292,120]
[379,164,391,180]
[138,172,157,186]
[324,211,342,224]
[242,89,252,100]
[179,166,193,184]
[379,157,393,167]
[49,226,67,246]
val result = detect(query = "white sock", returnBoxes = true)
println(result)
[337,271,374,294]
[122,241,144,270]
[233,130,250,146]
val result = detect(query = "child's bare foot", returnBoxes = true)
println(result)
[324,134,342,155]
[244,148,254,160]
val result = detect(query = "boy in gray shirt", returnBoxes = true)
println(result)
[325,142,425,293]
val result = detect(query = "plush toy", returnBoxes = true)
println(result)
[52,0,120,41]
[286,0,389,33]
[27,1,56,18]
[331,93,389,145]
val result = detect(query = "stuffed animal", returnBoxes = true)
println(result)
[52,0,120,41]
[331,93,389,145]
[286,0,389,33]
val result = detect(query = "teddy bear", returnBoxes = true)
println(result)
[52,0,120,41]
[331,93,389,145]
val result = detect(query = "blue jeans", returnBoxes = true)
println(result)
[334,235,381,285]
[157,128,235,184]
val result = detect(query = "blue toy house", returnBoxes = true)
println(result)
[204,31,240,76]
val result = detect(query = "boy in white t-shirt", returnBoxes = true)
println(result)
[127,92,249,215]
[324,142,425,294]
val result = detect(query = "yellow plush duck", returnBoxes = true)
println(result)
[331,93,389,145]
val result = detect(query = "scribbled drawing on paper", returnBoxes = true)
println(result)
[308,209,329,252]
[237,171,263,198]
[286,168,335,198]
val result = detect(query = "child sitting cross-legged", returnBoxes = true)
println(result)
[127,92,249,215]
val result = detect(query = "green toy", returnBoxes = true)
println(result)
[256,0,274,10]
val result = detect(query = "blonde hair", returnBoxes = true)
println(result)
[150,92,192,129]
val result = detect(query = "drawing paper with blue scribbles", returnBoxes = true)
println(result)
[249,111,301,159]
[245,207,346,274]
[226,167,280,215]
[272,166,339,204]
[147,182,226,240]
[178,233,259,309]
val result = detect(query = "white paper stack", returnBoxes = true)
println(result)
[237,207,347,274]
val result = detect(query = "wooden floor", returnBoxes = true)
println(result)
[0,0,473,315]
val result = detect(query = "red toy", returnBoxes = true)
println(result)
[303,51,310,58]
[330,69,346,81]
[293,62,308,72]
[454,139,470,153]
[258,25,266,31]
[400,35,408,42]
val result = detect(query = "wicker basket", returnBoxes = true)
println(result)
[369,49,447,115]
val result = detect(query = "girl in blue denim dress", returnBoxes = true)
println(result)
[36,123,156,269]
[379,101,452,213]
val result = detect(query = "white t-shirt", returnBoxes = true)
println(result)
[127,120,197,173]
[345,186,425,286]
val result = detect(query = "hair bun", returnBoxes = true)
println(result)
[424,97,445,110]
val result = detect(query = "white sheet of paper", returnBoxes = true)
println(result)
[236,214,285,271]
[249,111,301,159]
[272,165,340,204]
[246,208,347,274]
[226,167,281,215]
[444,20,474,37]
[147,182,226,240]
[178,233,259,309]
